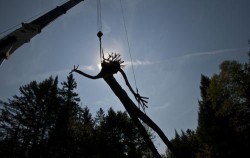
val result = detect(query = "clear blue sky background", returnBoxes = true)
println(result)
[0,0,250,154]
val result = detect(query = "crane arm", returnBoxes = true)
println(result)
[0,0,84,65]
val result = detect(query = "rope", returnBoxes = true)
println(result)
[97,0,104,63]
[119,0,138,92]
[97,0,102,32]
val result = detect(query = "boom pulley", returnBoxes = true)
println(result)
[97,31,103,62]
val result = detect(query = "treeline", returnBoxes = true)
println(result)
[166,54,250,158]
[0,74,153,158]
[1,54,250,158]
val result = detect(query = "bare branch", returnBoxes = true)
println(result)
[119,68,149,111]
[70,65,101,79]
[70,65,79,74]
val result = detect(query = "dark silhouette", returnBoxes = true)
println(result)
[71,53,177,158]
[2,54,249,158]
[0,75,153,158]
[166,53,250,158]
[0,0,84,65]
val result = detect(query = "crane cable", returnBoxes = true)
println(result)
[119,0,140,106]
[97,0,104,63]
[97,0,102,33]
[97,0,144,111]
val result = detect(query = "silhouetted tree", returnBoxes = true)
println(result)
[95,108,153,158]
[95,108,105,127]
[47,74,81,157]
[0,77,60,157]
[76,106,95,157]
[166,129,200,158]
[196,58,250,157]
[166,53,250,158]
[0,74,154,158]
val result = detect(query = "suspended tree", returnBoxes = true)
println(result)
[71,52,178,158]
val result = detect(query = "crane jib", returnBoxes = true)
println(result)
[31,0,84,29]
[0,0,84,66]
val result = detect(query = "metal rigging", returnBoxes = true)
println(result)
[0,0,84,65]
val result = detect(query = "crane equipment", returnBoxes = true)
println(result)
[0,0,84,65]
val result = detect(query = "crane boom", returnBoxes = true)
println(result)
[0,0,84,65]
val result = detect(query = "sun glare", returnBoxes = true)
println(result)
[97,63,102,70]
[96,49,122,70]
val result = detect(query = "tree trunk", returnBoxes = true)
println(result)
[104,75,162,158]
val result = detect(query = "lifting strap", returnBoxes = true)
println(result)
[97,31,103,62]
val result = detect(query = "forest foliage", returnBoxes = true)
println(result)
[166,53,250,158]
[1,54,249,158]
[0,74,153,158]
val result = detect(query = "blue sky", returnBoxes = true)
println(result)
[0,0,250,154]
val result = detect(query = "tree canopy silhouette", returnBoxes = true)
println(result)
[166,53,250,158]
[0,74,154,158]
